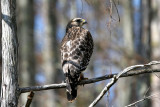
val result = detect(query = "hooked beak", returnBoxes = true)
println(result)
[82,19,87,25]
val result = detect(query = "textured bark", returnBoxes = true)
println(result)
[16,0,36,106]
[0,0,2,100]
[0,0,19,107]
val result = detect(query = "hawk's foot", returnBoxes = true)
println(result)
[79,73,88,86]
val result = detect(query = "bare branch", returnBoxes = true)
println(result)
[25,91,34,107]
[89,76,118,107]
[125,92,160,107]
[88,61,160,107]
[20,69,160,93]
[20,83,66,93]
[19,61,160,94]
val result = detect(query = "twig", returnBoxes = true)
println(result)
[125,92,160,107]
[143,87,150,98]
[153,72,160,79]
[19,61,160,93]
[89,75,118,107]
[25,91,34,107]
[113,0,120,22]
[117,61,160,78]
[88,61,160,107]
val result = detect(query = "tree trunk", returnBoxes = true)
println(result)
[0,0,19,107]
[0,0,2,101]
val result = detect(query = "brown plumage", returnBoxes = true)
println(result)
[60,18,94,102]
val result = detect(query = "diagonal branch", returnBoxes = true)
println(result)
[88,61,160,107]
[125,92,160,107]
[25,91,35,107]
[19,61,160,94]
[89,76,118,107]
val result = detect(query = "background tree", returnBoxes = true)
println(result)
[38,0,59,106]
[151,0,160,107]
[16,0,36,106]
[115,0,152,107]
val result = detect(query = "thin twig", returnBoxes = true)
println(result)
[125,92,160,107]
[88,61,160,107]
[143,87,150,98]
[153,72,160,79]
[25,91,34,107]
[19,61,160,93]
[113,0,120,22]
[117,61,160,78]
[89,76,118,107]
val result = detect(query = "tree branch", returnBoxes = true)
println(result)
[25,91,34,107]
[89,75,118,107]
[89,61,160,107]
[125,92,160,107]
[19,61,160,94]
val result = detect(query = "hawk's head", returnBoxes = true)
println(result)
[67,18,87,30]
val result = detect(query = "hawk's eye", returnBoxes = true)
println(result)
[76,19,81,23]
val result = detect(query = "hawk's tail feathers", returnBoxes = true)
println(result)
[66,76,78,102]
[66,87,77,102]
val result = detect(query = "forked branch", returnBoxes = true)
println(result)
[89,61,160,106]
[20,61,160,94]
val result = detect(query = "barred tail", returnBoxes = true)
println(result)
[65,74,79,102]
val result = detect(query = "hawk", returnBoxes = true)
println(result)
[60,18,94,102]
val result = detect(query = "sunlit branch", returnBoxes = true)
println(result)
[125,92,160,107]
[19,61,160,94]
[89,61,160,107]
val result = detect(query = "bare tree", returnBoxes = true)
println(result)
[0,0,19,106]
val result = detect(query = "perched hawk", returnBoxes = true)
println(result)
[60,18,94,102]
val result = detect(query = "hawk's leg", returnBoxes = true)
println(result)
[79,73,88,86]
[79,73,88,80]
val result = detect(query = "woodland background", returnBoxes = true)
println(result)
[0,0,160,107]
